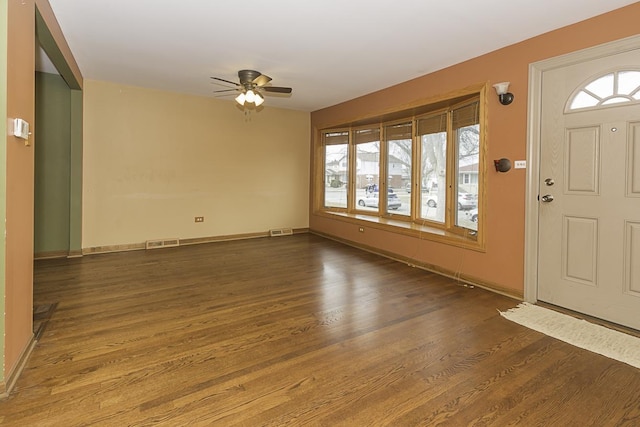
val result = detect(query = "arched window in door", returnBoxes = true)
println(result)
[567,69,640,112]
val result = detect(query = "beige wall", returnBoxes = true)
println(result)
[309,3,640,297]
[83,80,310,248]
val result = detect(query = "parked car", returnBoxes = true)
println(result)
[468,208,478,222]
[458,190,478,210]
[423,190,477,210]
[358,191,402,210]
[405,182,429,194]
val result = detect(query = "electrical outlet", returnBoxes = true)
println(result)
[194,216,204,223]
[359,227,364,232]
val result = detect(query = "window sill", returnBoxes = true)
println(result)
[315,210,485,252]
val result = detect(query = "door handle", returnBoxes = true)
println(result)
[541,194,554,203]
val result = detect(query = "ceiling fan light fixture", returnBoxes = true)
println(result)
[254,92,264,107]
[245,89,256,103]
[213,70,292,109]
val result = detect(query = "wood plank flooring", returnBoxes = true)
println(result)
[1,233,639,426]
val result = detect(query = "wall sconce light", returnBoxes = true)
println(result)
[493,82,514,105]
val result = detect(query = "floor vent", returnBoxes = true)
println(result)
[145,238,180,250]
[269,228,293,237]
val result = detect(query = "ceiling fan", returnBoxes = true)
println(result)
[211,70,292,107]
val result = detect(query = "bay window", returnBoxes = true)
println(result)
[318,89,484,247]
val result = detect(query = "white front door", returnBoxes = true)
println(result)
[538,48,640,330]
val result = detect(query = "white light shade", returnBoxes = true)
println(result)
[235,92,246,105]
[254,92,264,107]
[245,89,256,103]
[493,82,510,95]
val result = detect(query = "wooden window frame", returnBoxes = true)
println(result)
[315,85,487,250]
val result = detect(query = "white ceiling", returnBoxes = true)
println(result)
[46,0,637,112]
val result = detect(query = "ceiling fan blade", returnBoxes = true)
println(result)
[213,88,239,93]
[211,76,240,86]
[263,86,292,94]
[253,74,272,87]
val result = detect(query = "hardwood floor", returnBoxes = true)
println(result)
[1,233,639,426]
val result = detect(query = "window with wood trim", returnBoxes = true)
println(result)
[452,101,480,233]
[384,122,412,217]
[323,131,349,209]
[319,92,484,243]
[354,127,381,213]
[417,111,447,223]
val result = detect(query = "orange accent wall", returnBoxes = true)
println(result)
[310,3,640,296]
[5,0,36,380]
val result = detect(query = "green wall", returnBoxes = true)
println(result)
[69,89,82,256]
[34,6,83,259]
[34,71,71,255]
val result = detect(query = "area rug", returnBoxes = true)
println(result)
[499,302,640,369]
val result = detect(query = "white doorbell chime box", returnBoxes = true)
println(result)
[12,118,30,140]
